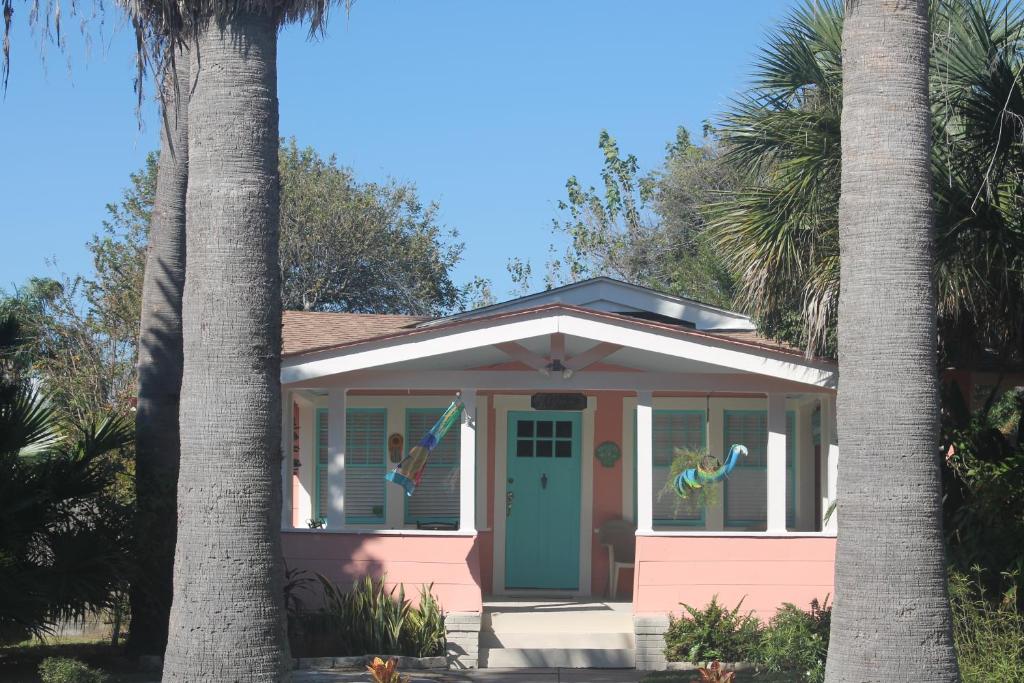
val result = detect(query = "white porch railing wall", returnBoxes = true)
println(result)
[765,393,788,533]
[280,389,293,528]
[326,389,348,529]
[820,394,838,533]
[636,391,654,533]
[458,390,477,533]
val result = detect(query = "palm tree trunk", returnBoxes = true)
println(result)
[129,47,189,658]
[827,0,959,680]
[162,10,288,681]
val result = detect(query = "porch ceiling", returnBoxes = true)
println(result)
[356,334,734,374]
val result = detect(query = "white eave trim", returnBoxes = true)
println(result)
[281,310,836,389]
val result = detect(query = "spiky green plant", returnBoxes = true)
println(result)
[0,315,134,643]
[402,585,446,658]
[318,574,411,656]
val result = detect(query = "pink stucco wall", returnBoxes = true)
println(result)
[281,532,483,613]
[632,535,836,618]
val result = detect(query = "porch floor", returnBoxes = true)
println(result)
[480,599,635,669]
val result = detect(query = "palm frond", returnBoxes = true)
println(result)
[0,389,63,459]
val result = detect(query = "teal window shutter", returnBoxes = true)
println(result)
[345,408,388,525]
[404,408,460,525]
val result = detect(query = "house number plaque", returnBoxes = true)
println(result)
[530,392,587,411]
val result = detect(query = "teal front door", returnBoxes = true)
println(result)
[505,411,581,590]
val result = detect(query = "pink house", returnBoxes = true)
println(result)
[279,278,838,670]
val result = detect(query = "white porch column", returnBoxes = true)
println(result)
[766,393,787,533]
[636,390,654,533]
[280,389,294,529]
[327,388,348,530]
[820,395,838,533]
[459,389,478,533]
[295,400,316,526]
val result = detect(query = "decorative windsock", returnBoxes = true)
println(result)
[385,396,464,496]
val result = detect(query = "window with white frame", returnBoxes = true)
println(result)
[634,410,707,526]
[723,410,795,529]
[404,408,460,526]
[315,408,388,526]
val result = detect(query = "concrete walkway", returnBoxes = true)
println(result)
[294,668,648,682]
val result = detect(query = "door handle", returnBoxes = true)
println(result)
[541,473,548,490]
[506,491,514,517]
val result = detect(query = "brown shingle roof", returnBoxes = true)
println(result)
[710,330,805,355]
[282,310,427,356]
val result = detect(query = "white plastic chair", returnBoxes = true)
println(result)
[598,519,636,599]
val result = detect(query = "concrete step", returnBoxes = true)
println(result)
[480,630,635,650]
[482,601,633,634]
[480,647,636,669]
[479,600,636,670]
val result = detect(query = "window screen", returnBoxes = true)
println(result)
[633,410,708,526]
[723,410,795,528]
[652,411,706,525]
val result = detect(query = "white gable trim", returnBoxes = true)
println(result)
[281,309,835,389]
[420,278,756,332]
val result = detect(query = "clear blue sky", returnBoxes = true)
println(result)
[1,0,795,298]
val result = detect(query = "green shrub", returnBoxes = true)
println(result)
[288,575,446,658]
[950,569,1024,683]
[663,596,760,664]
[38,657,108,683]
[753,598,831,683]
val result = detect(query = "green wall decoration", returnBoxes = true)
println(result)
[595,440,621,468]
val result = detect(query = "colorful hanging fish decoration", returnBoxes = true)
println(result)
[672,444,748,497]
[385,396,464,497]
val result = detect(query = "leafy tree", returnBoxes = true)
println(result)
[279,138,463,315]
[1,276,138,425]
[0,315,133,644]
[828,0,959,679]
[711,0,1024,362]
[654,126,742,308]
[536,127,738,308]
[4,140,468,422]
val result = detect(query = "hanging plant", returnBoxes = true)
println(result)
[662,447,722,510]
